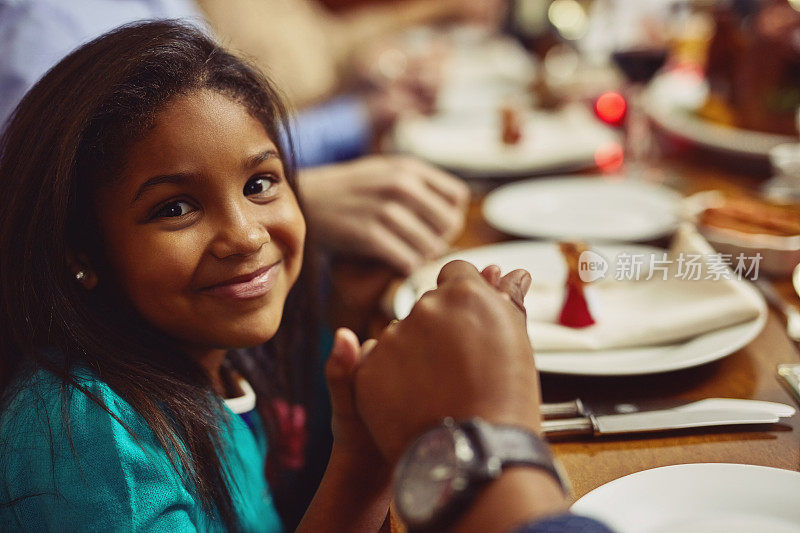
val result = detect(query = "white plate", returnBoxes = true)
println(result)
[482,176,682,242]
[393,241,766,376]
[572,463,800,533]
[645,72,796,159]
[393,104,619,178]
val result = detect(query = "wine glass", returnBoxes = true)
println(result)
[601,0,682,181]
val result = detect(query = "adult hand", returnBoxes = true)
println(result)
[355,39,446,128]
[354,260,538,463]
[299,156,469,275]
[363,83,433,137]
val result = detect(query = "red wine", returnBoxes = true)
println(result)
[611,48,668,84]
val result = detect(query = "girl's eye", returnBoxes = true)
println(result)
[153,200,195,219]
[244,175,278,198]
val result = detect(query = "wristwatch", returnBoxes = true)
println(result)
[393,417,569,532]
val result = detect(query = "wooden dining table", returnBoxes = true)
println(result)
[331,144,800,508]
[455,154,800,501]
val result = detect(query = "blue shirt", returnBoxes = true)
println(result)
[289,94,370,167]
[0,366,282,532]
[0,0,370,166]
[515,515,615,533]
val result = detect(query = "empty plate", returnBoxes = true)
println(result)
[482,176,682,242]
[572,463,800,533]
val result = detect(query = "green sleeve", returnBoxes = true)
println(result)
[0,370,204,532]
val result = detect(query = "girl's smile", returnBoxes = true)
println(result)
[198,260,282,299]
[93,88,306,352]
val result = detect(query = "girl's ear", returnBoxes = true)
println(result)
[66,250,99,290]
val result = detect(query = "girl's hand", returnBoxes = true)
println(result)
[298,329,391,532]
[325,327,386,467]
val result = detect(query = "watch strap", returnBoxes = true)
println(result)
[466,418,570,494]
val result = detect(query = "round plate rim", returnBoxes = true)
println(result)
[392,110,618,178]
[644,86,795,158]
[571,463,800,531]
[393,240,766,376]
[481,176,684,242]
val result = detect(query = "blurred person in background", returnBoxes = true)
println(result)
[198,0,508,165]
[197,0,507,109]
[0,0,503,166]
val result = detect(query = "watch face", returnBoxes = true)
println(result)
[395,426,472,526]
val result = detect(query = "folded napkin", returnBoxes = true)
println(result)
[405,225,765,352]
[533,225,764,351]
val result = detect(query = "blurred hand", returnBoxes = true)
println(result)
[356,40,446,132]
[354,260,538,463]
[364,83,433,136]
[299,156,469,275]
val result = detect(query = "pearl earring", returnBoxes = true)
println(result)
[75,271,86,282]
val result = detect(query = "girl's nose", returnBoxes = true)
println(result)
[209,204,270,259]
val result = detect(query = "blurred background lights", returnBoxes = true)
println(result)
[543,43,580,81]
[548,0,589,41]
[594,91,627,125]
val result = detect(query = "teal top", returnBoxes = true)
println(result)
[0,367,283,532]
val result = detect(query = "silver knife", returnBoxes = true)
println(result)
[542,398,795,438]
[541,398,795,419]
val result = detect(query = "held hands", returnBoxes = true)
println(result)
[323,260,536,463]
[347,260,539,463]
[321,261,565,533]
[299,156,469,275]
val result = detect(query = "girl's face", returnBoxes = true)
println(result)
[93,89,305,352]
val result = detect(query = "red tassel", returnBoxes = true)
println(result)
[558,283,595,328]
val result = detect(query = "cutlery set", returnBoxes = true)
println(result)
[541,398,795,439]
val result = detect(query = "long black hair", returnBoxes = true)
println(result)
[0,20,317,530]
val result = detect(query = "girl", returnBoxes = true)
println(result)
[0,20,390,531]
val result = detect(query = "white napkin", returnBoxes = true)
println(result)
[527,225,765,351]
[403,225,765,352]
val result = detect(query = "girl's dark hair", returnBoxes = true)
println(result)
[0,20,317,529]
